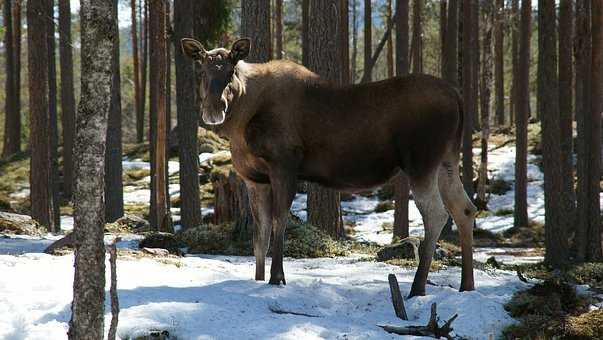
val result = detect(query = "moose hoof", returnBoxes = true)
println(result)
[268,274,286,286]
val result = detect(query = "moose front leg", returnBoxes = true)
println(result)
[245,181,272,281]
[268,167,297,285]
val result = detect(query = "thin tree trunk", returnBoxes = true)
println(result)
[351,0,358,82]
[28,0,56,231]
[514,0,531,228]
[410,0,422,73]
[12,0,21,153]
[68,0,113,338]
[461,0,474,198]
[439,0,447,77]
[59,0,76,199]
[275,0,283,59]
[494,0,504,126]
[47,0,60,230]
[140,0,149,144]
[149,0,171,232]
[105,0,124,223]
[174,0,200,230]
[443,0,458,85]
[558,0,575,243]
[364,0,372,81]
[132,0,143,144]
[393,0,410,241]
[477,0,492,207]
[2,0,18,158]
[306,0,346,239]
[386,0,394,78]
[302,0,309,66]
[510,0,519,126]
[471,0,479,130]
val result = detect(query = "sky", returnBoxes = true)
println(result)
[70,0,132,28]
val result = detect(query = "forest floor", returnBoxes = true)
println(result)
[1,123,602,339]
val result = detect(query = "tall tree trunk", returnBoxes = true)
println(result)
[47,0,60,230]
[386,0,394,78]
[140,0,149,143]
[558,0,575,244]
[514,0,531,228]
[351,0,358,82]
[439,0,447,77]
[494,0,504,126]
[59,0,76,199]
[132,0,143,144]
[510,0,519,126]
[12,0,21,153]
[540,0,567,267]
[275,0,283,59]
[536,3,544,122]
[2,0,19,158]
[477,0,493,207]
[105,0,124,223]
[364,0,372,81]
[443,0,458,85]
[302,0,309,66]
[28,0,56,231]
[461,0,474,198]
[586,0,602,261]
[410,0,422,73]
[149,0,171,232]
[174,0,200,230]
[393,0,410,240]
[471,0,479,130]
[306,0,346,239]
[68,0,113,338]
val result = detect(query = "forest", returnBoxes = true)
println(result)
[0,0,602,339]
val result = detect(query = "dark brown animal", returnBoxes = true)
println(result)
[181,38,476,297]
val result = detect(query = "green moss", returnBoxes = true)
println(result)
[502,220,545,247]
[489,178,512,195]
[284,221,349,258]
[494,207,514,216]
[374,200,394,213]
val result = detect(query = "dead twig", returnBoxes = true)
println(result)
[108,238,120,340]
[268,302,321,318]
[378,302,458,340]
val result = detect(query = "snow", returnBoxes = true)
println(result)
[0,252,528,340]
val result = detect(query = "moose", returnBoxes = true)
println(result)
[181,37,476,297]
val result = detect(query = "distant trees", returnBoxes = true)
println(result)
[461,0,475,198]
[2,0,20,158]
[477,0,492,207]
[364,0,372,82]
[410,0,423,73]
[131,0,144,144]
[514,0,531,228]
[494,0,504,126]
[59,0,76,199]
[68,0,114,337]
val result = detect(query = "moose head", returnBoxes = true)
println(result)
[181,38,251,125]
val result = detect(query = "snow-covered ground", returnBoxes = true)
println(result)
[0,252,528,340]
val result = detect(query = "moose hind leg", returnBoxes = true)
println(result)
[409,171,450,298]
[246,181,273,281]
[439,162,476,291]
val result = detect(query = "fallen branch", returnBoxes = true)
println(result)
[378,303,458,340]
[268,301,321,318]
[388,274,408,320]
[108,238,120,340]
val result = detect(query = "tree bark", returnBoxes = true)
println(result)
[410,0,422,73]
[461,0,474,198]
[514,0,531,228]
[393,0,410,241]
[386,0,394,78]
[174,0,201,230]
[139,0,149,144]
[47,0,60,230]
[59,0,76,199]
[132,0,143,144]
[510,0,519,126]
[105,0,124,223]
[275,0,283,59]
[12,0,21,152]
[558,0,575,245]
[443,0,458,85]
[477,0,493,207]
[27,0,57,231]
[68,1,113,338]
[306,0,346,239]
[351,0,358,82]
[364,0,372,81]
[439,0,447,77]
[302,0,309,66]
[2,0,19,158]
[494,0,504,126]
[149,0,171,232]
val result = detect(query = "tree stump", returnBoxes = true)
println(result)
[211,168,253,240]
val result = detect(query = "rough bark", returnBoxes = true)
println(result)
[2,0,19,158]
[275,0,283,59]
[471,0,479,130]
[212,169,253,239]
[139,0,149,144]
[59,0,76,199]
[558,0,575,242]
[386,0,394,78]
[105,0,124,223]
[149,0,171,232]
[410,0,422,73]
[477,0,492,207]
[108,241,119,340]
[461,0,474,198]
[443,0,458,85]
[393,0,410,240]
[12,0,21,153]
[494,0,504,126]
[47,0,60,230]
[351,0,358,82]
[174,0,201,230]
[514,0,530,228]
[439,0,447,77]
[132,0,143,144]
[302,0,309,66]
[27,0,56,231]
[68,0,113,338]
[510,0,519,126]
[306,0,346,239]
[364,0,372,81]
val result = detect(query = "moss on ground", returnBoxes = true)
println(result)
[374,200,394,213]
[501,220,545,247]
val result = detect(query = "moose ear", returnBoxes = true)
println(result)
[230,38,251,63]
[181,38,207,61]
